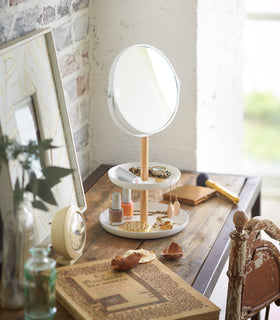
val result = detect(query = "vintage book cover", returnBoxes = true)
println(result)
[56,258,220,320]
[163,184,217,206]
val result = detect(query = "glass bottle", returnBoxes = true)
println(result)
[121,188,134,220]
[24,247,57,320]
[1,197,35,309]
[109,192,123,225]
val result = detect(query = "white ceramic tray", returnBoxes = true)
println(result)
[108,162,181,190]
[99,202,189,239]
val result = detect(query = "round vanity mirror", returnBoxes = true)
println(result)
[107,45,180,136]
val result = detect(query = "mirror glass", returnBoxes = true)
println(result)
[107,45,180,136]
[14,96,41,177]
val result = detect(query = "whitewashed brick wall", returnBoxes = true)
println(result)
[0,0,91,180]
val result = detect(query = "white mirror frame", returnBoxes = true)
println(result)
[0,28,86,245]
[107,44,180,137]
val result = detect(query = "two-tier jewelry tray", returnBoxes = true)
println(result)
[99,162,189,239]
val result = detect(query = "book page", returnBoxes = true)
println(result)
[56,259,220,320]
[75,269,167,312]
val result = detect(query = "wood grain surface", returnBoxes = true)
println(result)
[79,170,245,285]
[0,166,261,320]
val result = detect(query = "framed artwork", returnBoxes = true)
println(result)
[0,28,86,245]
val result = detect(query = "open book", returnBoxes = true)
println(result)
[56,258,220,320]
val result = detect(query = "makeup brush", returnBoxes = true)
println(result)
[196,172,239,205]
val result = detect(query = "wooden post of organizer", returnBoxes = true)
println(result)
[140,136,149,223]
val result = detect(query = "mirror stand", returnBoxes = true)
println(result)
[99,44,190,239]
[140,137,149,223]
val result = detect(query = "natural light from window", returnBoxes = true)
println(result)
[243,0,280,176]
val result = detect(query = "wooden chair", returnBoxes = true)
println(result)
[225,211,280,320]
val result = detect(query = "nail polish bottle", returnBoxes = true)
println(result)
[121,188,134,220]
[109,193,123,226]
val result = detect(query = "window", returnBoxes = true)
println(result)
[243,0,280,176]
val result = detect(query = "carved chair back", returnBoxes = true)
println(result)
[225,211,280,320]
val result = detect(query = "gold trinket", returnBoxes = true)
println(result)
[119,221,152,232]
[129,166,171,179]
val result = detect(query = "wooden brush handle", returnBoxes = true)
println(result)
[206,179,239,204]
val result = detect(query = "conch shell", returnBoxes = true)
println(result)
[162,242,183,260]
[111,252,141,271]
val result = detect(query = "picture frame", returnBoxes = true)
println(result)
[0,28,87,245]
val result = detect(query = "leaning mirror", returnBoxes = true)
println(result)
[0,29,86,246]
[100,45,189,239]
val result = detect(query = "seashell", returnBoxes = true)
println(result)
[124,249,156,263]
[173,200,180,216]
[167,201,174,218]
[111,253,141,271]
[162,242,183,260]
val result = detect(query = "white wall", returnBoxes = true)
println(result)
[89,0,197,171]
[196,0,244,174]
[89,0,244,174]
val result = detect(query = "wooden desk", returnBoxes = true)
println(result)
[0,165,261,319]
